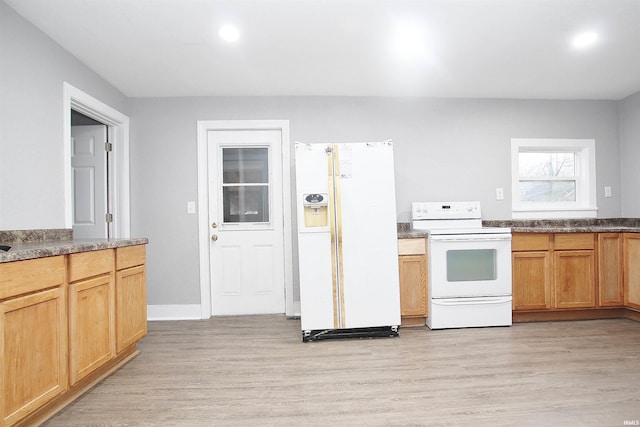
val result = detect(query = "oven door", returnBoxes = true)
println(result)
[428,234,512,299]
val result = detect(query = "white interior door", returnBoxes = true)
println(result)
[208,129,285,315]
[71,125,108,239]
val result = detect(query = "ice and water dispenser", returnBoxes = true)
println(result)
[302,193,329,228]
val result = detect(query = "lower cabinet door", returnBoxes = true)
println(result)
[68,274,115,385]
[512,251,552,310]
[398,255,427,317]
[624,233,640,310]
[598,233,624,307]
[1,287,67,426]
[554,250,596,309]
[116,265,147,353]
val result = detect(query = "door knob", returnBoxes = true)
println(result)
[211,235,218,241]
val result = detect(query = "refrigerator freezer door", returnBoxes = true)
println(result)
[296,143,336,330]
[298,232,336,330]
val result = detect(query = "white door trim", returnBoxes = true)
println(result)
[197,120,293,319]
[63,82,131,238]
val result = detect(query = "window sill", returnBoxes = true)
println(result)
[512,207,598,220]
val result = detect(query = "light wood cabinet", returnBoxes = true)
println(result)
[512,234,552,310]
[554,233,595,251]
[115,246,147,353]
[553,234,596,309]
[598,233,624,307]
[0,255,66,299]
[554,250,596,308]
[512,250,552,310]
[68,249,116,385]
[512,233,596,311]
[512,233,551,252]
[398,255,427,317]
[0,256,68,427]
[513,231,640,318]
[624,233,640,310]
[0,245,147,426]
[398,239,427,321]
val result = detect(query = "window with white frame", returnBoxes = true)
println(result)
[511,138,597,219]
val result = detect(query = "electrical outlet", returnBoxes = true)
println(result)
[496,187,504,200]
[604,186,612,198]
[187,201,196,214]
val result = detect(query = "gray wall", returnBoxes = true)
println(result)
[0,0,128,229]
[129,96,622,306]
[620,91,640,216]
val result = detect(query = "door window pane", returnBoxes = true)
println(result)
[221,147,270,224]
[446,249,497,282]
[223,187,269,223]
[223,148,268,183]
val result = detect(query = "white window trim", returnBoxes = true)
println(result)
[511,138,597,219]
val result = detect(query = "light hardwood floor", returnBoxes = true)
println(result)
[44,316,640,426]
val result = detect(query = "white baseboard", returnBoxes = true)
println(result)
[147,304,203,321]
[148,303,303,321]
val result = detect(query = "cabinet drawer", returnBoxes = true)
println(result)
[0,256,66,299]
[554,233,595,250]
[398,238,426,255]
[512,233,550,251]
[68,249,115,282]
[116,245,146,270]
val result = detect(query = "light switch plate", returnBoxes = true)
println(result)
[604,186,612,198]
[187,201,196,214]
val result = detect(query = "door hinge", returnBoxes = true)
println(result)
[105,142,113,152]
[106,213,113,223]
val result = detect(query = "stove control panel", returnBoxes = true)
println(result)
[411,201,481,220]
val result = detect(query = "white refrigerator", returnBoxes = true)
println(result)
[295,141,401,341]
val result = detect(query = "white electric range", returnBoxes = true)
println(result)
[411,201,512,329]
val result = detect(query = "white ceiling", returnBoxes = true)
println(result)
[6,0,640,99]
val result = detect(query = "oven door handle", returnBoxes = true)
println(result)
[432,296,512,306]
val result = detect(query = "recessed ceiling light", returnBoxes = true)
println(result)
[219,25,240,42]
[392,23,427,59]
[572,31,598,49]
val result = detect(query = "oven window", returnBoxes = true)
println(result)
[446,249,497,282]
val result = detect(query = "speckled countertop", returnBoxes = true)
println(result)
[397,218,640,239]
[397,228,430,239]
[0,229,148,263]
[510,225,640,233]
